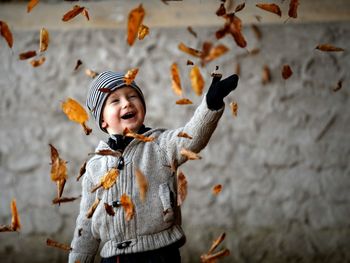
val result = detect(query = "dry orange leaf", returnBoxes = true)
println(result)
[52,196,80,205]
[262,65,271,85]
[49,144,67,183]
[135,169,148,202]
[11,199,21,231]
[137,24,149,40]
[201,248,230,263]
[30,57,46,67]
[187,26,198,38]
[178,42,203,58]
[208,232,226,254]
[180,148,201,160]
[315,44,345,52]
[62,5,85,22]
[176,98,193,105]
[104,203,115,216]
[0,20,14,48]
[124,68,139,85]
[120,193,135,221]
[216,14,247,48]
[212,184,223,195]
[171,63,183,96]
[82,8,90,21]
[39,27,49,52]
[86,198,100,218]
[57,179,66,199]
[91,168,119,193]
[89,149,122,158]
[177,132,193,139]
[123,127,155,142]
[256,3,282,17]
[177,170,188,206]
[288,0,299,18]
[76,160,87,181]
[61,97,92,135]
[27,0,39,13]
[46,238,72,251]
[85,69,98,78]
[282,64,293,80]
[203,44,229,63]
[190,65,204,96]
[19,50,37,60]
[230,102,238,117]
[127,4,145,46]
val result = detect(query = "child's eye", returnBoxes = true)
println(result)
[129,95,137,99]
[112,99,120,103]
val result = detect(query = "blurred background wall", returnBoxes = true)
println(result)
[0,0,349,262]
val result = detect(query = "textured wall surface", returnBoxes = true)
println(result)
[0,21,349,263]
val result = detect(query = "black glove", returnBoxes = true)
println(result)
[206,74,239,110]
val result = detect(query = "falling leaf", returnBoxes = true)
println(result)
[10,199,21,231]
[212,184,222,195]
[74,59,83,71]
[262,65,271,85]
[39,27,49,52]
[208,233,226,254]
[216,14,247,48]
[135,169,148,202]
[19,50,37,60]
[49,144,67,183]
[251,24,262,40]
[62,5,85,22]
[27,0,39,13]
[230,102,238,117]
[91,168,119,193]
[177,132,193,139]
[57,179,66,199]
[85,69,98,78]
[104,203,115,216]
[82,8,90,21]
[187,60,194,65]
[120,194,134,221]
[315,44,344,52]
[52,196,80,205]
[46,238,72,251]
[171,63,183,96]
[177,170,188,206]
[89,149,122,158]
[201,248,230,263]
[0,20,14,48]
[190,65,204,96]
[178,42,203,58]
[216,3,226,16]
[187,26,198,38]
[76,160,87,181]
[86,198,100,218]
[282,64,293,80]
[137,24,149,40]
[127,4,145,46]
[202,44,229,63]
[176,98,193,105]
[123,127,155,142]
[235,2,246,13]
[61,97,92,135]
[30,57,46,67]
[124,68,139,85]
[288,0,299,18]
[180,148,201,160]
[333,80,343,92]
[256,3,282,17]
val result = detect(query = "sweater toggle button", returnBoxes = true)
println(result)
[117,157,124,170]
[117,241,131,249]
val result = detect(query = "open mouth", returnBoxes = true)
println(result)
[121,112,136,120]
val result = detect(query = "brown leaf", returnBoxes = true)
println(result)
[86,198,100,218]
[177,170,188,206]
[229,102,238,117]
[89,149,122,158]
[190,65,204,96]
[104,203,115,216]
[288,0,299,18]
[235,2,246,13]
[0,20,14,48]
[39,27,49,52]
[46,238,72,251]
[135,169,148,202]
[11,199,21,231]
[127,4,145,46]
[178,42,203,58]
[0,225,13,232]
[218,14,247,48]
[171,63,183,96]
[19,50,37,60]
[176,98,193,105]
[57,179,66,199]
[262,65,271,85]
[123,127,155,142]
[76,160,87,181]
[201,248,230,263]
[120,193,135,221]
[30,57,46,67]
[137,24,149,40]
[202,44,229,64]
[27,0,39,13]
[85,69,98,78]
[49,144,67,182]
[82,8,90,21]
[74,59,83,71]
[333,79,343,92]
[212,184,223,195]
[177,132,193,139]
[180,148,201,160]
[208,232,226,254]
[187,26,198,38]
[91,168,119,193]
[124,68,139,85]
[216,3,226,16]
[62,5,85,22]
[256,3,282,17]
[52,196,80,205]
[315,44,344,52]
[282,64,293,80]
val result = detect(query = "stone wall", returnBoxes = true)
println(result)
[0,21,349,263]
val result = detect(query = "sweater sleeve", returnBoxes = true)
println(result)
[157,95,224,166]
[68,170,100,263]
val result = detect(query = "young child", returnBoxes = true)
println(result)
[69,70,238,263]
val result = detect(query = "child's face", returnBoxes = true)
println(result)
[101,86,145,135]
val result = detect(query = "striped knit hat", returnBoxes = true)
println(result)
[86,71,146,133]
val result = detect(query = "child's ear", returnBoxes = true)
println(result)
[101,120,108,129]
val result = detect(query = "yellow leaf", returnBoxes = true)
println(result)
[171,63,182,96]
[137,24,149,40]
[127,4,145,46]
[39,27,49,52]
[124,68,139,85]
[190,65,204,96]
[49,144,67,182]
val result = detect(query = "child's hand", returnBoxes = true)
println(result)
[206,74,239,110]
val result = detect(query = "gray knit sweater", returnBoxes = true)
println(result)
[68,97,224,263]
